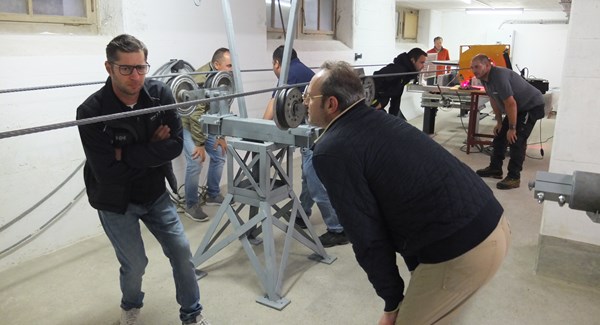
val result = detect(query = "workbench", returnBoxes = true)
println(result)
[407,84,492,154]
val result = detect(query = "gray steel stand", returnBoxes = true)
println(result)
[191,138,336,310]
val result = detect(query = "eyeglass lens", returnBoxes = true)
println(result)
[115,63,150,75]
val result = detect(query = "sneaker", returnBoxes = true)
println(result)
[205,194,224,206]
[497,176,520,190]
[476,166,503,179]
[120,308,140,325]
[318,231,349,248]
[184,204,209,222]
[183,313,211,325]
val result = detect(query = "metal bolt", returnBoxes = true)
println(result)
[558,195,566,207]
[536,192,545,204]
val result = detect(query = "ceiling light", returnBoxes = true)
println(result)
[466,8,524,15]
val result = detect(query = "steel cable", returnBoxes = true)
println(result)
[0,68,469,140]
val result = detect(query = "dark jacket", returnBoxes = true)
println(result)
[312,103,503,311]
[372,52,419,110]
[76,78,183,213]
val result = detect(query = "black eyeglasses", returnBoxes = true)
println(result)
[302,88,324,103]
[110,62,151,76]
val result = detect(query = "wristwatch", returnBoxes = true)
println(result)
[509,124,517,130]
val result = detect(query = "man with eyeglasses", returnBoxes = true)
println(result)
[179,48,232,222]
[263,46,348,248]
[307,61,509,325]
[76,34,210,325]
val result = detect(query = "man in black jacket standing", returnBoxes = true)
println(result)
[76,34,209,325]
[306,60,510,325]
[372,48,427,119]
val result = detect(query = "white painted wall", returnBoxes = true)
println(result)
[438,10,568,89]
[0,0,580,271]
[0,0,354,271]
[542,0,600,245]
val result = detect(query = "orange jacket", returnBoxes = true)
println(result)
[427,47,450,75]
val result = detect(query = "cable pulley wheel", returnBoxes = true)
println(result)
[362,76,375,105]
[168,74,199,115]
[205,71,235,107]
[152,59,195,84]
[274,87,306,130]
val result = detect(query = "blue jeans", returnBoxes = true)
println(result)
[301,148,343,233]
[299,171,313,217]
[183,128,226,207]
[98,192,201,323]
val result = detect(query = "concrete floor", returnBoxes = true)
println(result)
[1,108,600,325]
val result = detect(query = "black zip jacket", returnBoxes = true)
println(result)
[373,52,419,107]
[76,77,183,213]
[312,103,503,311]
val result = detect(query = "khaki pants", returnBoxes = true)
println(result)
[396,216,511,325]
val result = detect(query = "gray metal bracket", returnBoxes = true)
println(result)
[529,170,600,223]
[191,138,336,310]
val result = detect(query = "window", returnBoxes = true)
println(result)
[0,0,96,26]
[266,0,335,38]
[396,7,419,40]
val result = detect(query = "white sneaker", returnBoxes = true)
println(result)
[120,308,141,325]
[183,313,211,325]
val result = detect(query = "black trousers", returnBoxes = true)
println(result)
[490,104,545,179]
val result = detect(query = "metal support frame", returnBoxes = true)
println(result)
[221,0,247,117]
[191,138,336,310]
[189,0,335,309]
[278,0,301,89]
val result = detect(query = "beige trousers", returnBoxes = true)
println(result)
[396,216,511,325]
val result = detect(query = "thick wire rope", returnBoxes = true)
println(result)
[0,82,309,139]
[0,63,444,95]
[0,160,86,233]
[0,67,474,141]
[0,188,86,259]
[0,68,456,140]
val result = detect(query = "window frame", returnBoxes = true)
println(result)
[266,0,336,38]
[0,0,96,26]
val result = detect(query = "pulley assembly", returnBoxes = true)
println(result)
[152,60,235,116]
[272,75,377,130]
[274,87,306,130]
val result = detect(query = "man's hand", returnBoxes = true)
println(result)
[378,308,399,325]
[493,122,502,136]
[507,129,518,144]
[192,145,206,162]
[215,137,228,155]
[151,125,171,142]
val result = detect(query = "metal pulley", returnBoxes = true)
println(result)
[152,59,198,115]
[273,87,306,130]
[152,59,195,83]
[204,71,235,107]
[361,76,375,105]
[169,74,199,115]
